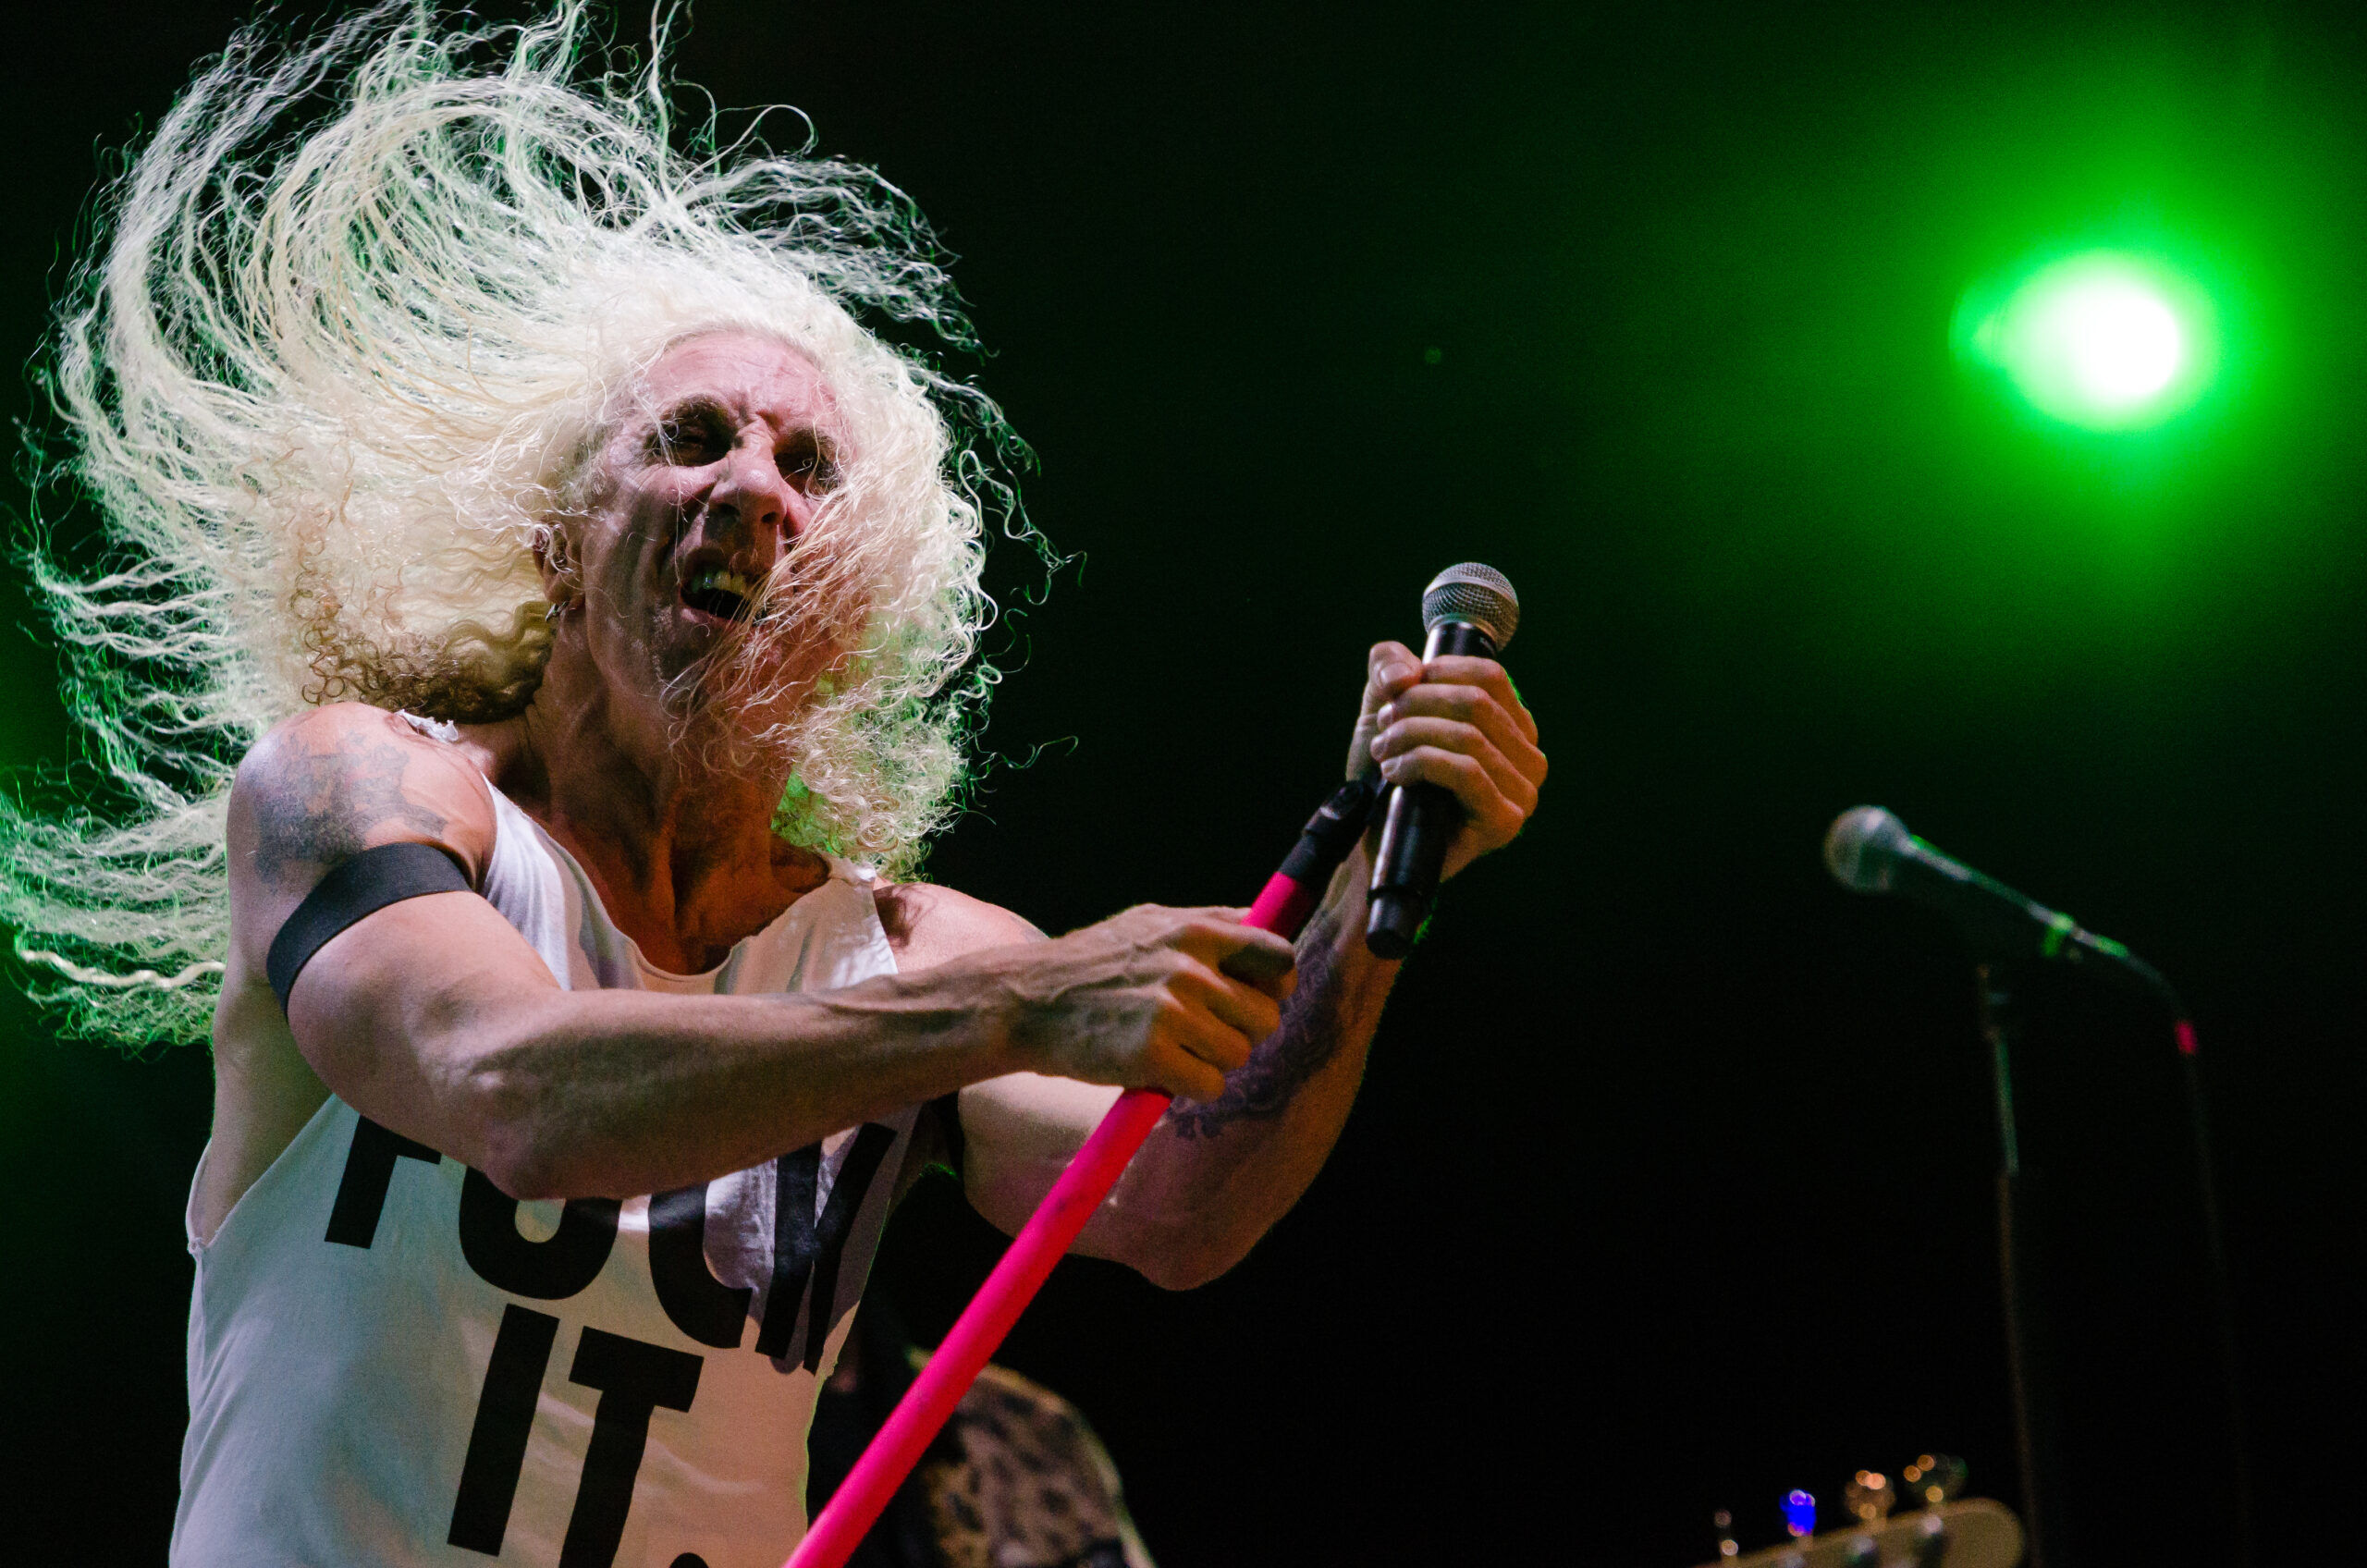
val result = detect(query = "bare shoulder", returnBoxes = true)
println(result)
[873,881,1046,971]
[229,703,498,900]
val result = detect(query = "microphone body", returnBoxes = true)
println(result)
[1367,620,1496,957]
[1824,806,2180,1009]
[1365,563,1522,959]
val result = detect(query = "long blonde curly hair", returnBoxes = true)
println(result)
[0,1,1036,1048]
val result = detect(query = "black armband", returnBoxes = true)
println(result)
[265,842,472,1012]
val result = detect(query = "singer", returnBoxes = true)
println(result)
[0,7,1548,1567]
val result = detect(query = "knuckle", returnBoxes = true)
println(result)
[1401,710,1477,748]
[1398,723,1452,756]
[1452,659,1501,690]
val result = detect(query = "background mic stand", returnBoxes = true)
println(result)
[1828,807,2252,1568]
[1974,959,2253,1568]
[1973,962,2058,1568]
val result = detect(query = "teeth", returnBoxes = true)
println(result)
[685,567,759,602]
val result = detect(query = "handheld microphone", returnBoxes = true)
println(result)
[1366,563,1520,959]
[1822,805,2183,1015]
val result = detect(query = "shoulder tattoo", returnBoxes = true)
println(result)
[250,728,449,884]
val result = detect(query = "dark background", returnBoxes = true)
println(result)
[4,3,2361,1564]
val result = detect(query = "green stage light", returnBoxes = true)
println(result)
[1955,251,2219,431]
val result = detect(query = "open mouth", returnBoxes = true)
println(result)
[681,564,760,624]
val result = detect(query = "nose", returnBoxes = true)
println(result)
[702,433,796,563]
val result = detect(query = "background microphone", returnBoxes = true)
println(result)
[1823,804,2181,1011]
[1367,563,1520,959]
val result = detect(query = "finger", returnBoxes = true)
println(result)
[1173,914,1297,995]
[1367,641,1423,706]
[1147,1037,1232,1103]
[1376,743,1530,846]
[1382,719,1543,828]
[1148,987,1258,1081]
[1404,667,1542,761]
[1175,904,1261,925]
[1378,683,1548,787]
[1413,656,1539,746]
[1371,715,1539,817]
[1377,737,1531,846]
[1218,940,1296,988]
[1171,959,1285,1047]
[1349,642,1424,779]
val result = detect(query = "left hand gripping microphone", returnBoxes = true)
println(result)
[1366,563,1521,959]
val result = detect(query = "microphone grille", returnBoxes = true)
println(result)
[1824,805,1913,893]
[1422,563,1520,650]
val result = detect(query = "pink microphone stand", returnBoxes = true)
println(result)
[785,778,1377,1568]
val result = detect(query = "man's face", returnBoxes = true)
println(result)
[560,330,846,741]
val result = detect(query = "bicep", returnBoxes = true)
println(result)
[876,880,1045,971]
[227,705,531,1152]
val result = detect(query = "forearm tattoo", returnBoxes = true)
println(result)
[251,731,448,884]
[1167,910,1351,1140]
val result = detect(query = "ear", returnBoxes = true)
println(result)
[533,521,582,611]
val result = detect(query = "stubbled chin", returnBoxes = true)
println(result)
[651,606,753,679]
[616,597,816,707]
[652,618,798,708]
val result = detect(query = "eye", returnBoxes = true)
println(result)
[649,410,727,465]
[777,433,840,493]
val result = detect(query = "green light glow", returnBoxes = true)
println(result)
[1956,251,2219,431]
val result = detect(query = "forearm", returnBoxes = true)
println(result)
[471,983,1014,1198]
[299,905,1021,1199]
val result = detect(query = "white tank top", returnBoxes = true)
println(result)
[173,774,919,1568]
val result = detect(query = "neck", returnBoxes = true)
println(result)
[488,641,830,974]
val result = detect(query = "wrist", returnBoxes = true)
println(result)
[1321,840,1376,922]
[838,960,1032,1099]
[948,946,1046,1082]
[1314,841,1409,974]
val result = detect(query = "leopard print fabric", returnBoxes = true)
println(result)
[919,1361,1154,1568]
